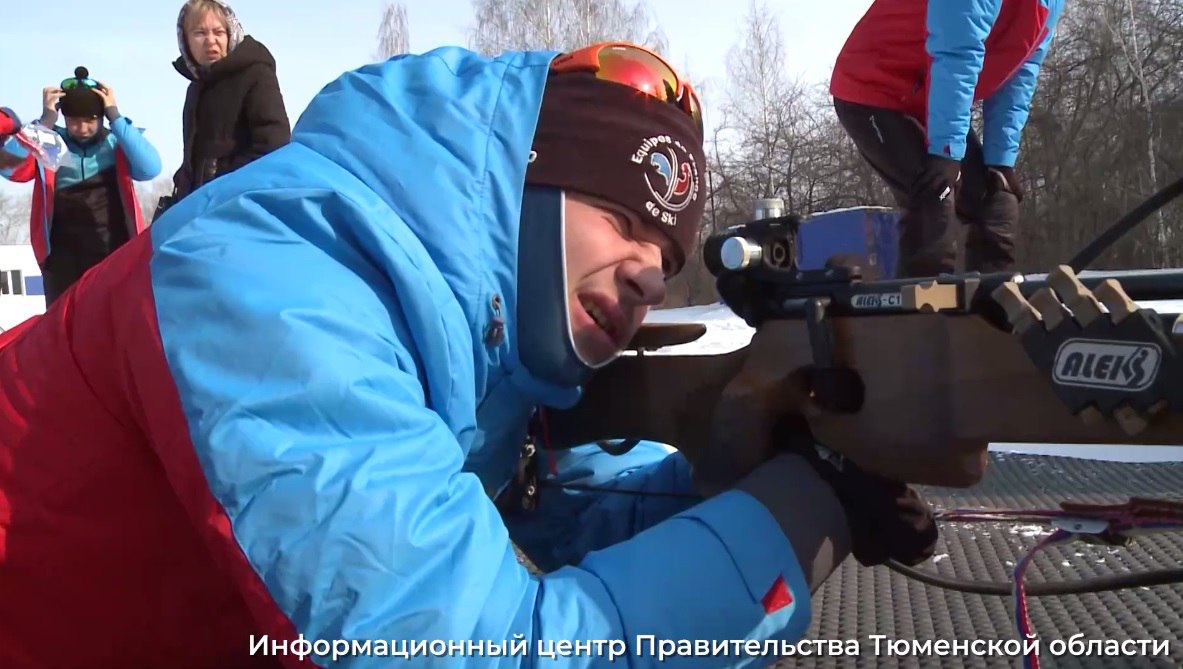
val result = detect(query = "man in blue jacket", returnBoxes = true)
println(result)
[0,44,946,668]
[831,0,1066,278]
[3,66,162,304]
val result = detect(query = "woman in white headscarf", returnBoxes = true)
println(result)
[165,0,290,208]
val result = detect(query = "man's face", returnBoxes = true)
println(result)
[65,116,100,142]
[187,10,230,66]
[562,191,674,366]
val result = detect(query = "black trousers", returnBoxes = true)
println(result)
[40,238,128,306]
[41,250,95,306]
[833,98,1019,278]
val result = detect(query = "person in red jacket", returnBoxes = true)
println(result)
[830,0,1066,278]
[0,107,21,170]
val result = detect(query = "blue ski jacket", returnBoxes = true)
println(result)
[139,46,813,667]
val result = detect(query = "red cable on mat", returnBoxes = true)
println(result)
[934,504,1183,669]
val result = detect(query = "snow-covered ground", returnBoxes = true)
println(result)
[644,299,1183,463]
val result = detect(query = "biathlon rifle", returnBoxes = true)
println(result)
[525,178,1183,658]
[541,174,1183,488]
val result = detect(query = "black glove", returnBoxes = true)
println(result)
[773,416,939,567]
[807,443,938,566]
[987,165,1023,202]
[910,154,962,204]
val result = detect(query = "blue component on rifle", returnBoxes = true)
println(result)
[796,206,900,280]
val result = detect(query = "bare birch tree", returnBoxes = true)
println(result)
[0,190,31,244]
[467,0,667,55]
[1016,0,1182,269]
[375,1,410,60]
[136,177,180,225]
[1104,0,1172,264]
[708,0,817,220]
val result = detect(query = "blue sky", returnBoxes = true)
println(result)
[0,0,872,197]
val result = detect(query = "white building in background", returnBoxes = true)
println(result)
[0,244,45,332]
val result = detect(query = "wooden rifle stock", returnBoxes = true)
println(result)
[544,309,1183,487]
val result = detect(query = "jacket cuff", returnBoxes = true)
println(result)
[735,453,851,589]
[576,489,815,664]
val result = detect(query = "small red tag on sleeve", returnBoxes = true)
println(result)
[761,575,793,614]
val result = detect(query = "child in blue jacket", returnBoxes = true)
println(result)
[2,67,162,304]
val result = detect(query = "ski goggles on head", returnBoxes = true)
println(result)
[61,76,98,90]
[549,42,703,136]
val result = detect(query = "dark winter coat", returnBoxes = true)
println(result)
[171,35,291,200]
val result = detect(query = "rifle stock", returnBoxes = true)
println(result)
[543,348,748,462]
[545,310,1183,486]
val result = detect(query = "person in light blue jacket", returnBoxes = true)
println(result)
[3,66,162,304]
[0,42,940,668]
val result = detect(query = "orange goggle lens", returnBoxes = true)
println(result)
[553,43,703,136]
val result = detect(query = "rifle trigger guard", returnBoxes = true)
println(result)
[804,297,834,368]
[803,298,866,413]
